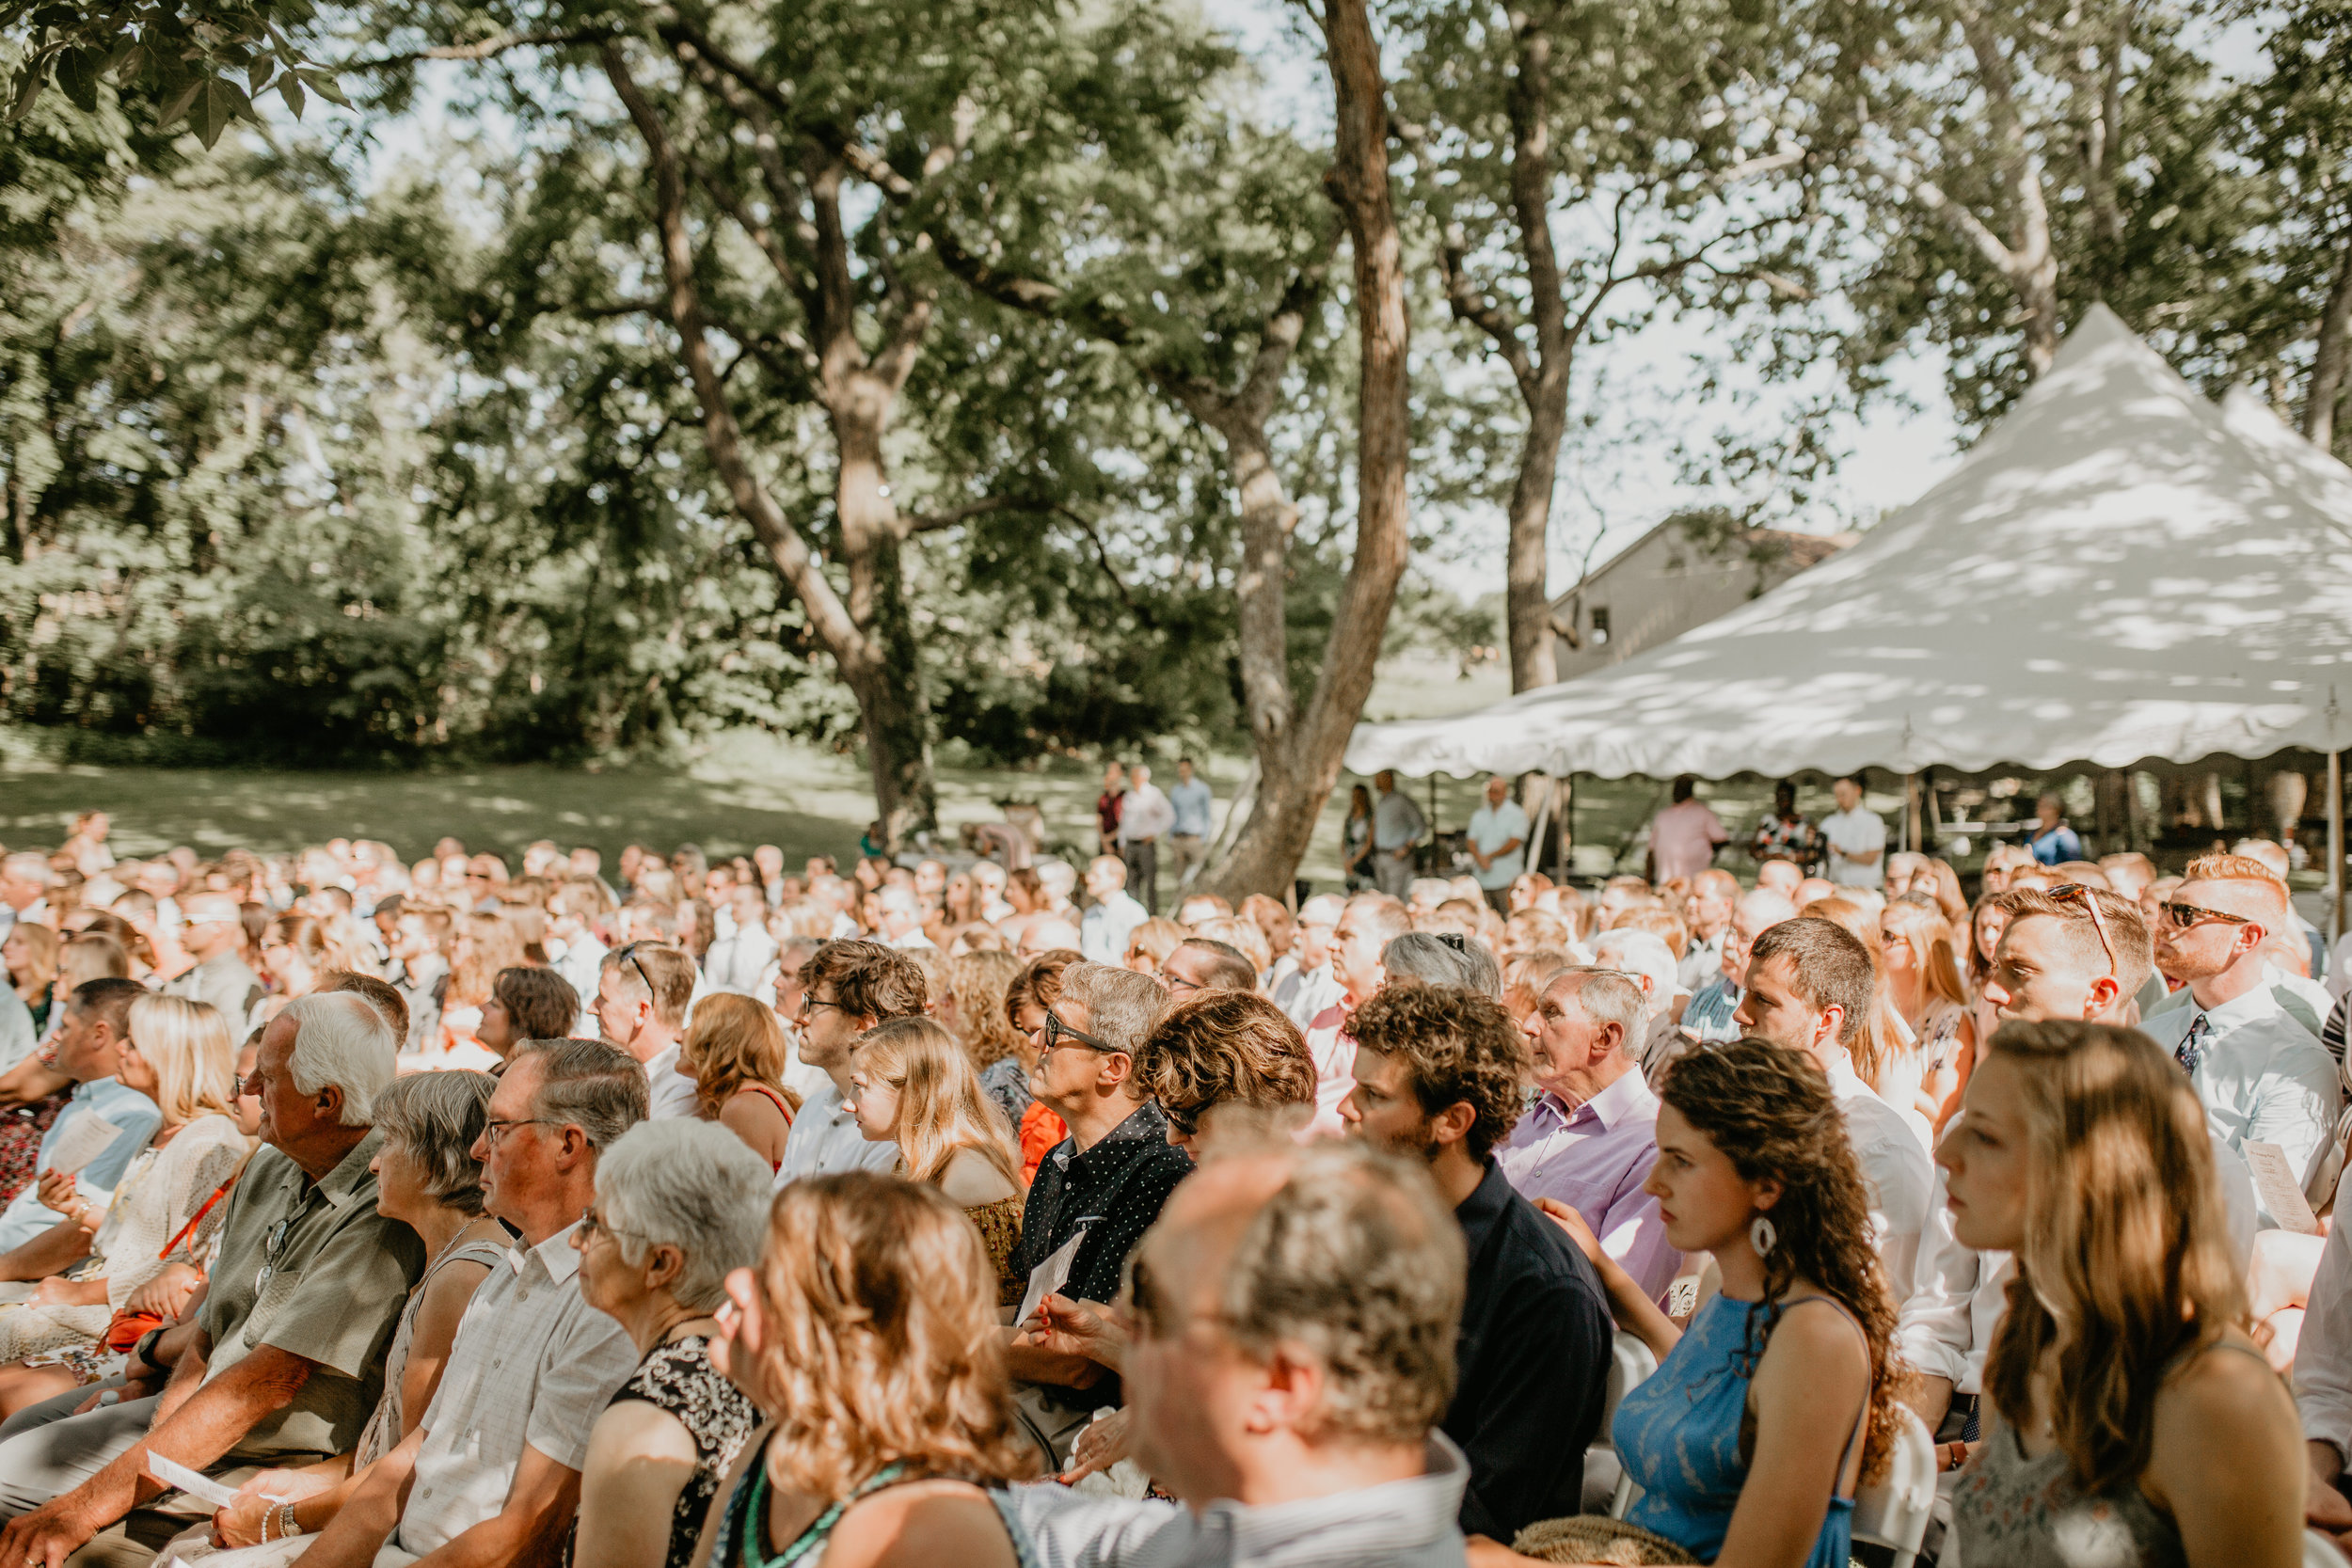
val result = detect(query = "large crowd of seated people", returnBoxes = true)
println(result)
[0,797,2338,1565]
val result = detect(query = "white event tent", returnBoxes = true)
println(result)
[1348,304,2352,781]
[1344,305,2352,921]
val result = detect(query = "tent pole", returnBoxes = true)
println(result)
[2330,749,2345,945]
[1565,772,1578,880]
[1904,772,1920,855]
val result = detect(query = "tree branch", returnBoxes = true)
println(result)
[342,28,612,71]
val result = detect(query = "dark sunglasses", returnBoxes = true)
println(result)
[1040,1009,1116,1056]
[1161,1098,1213,1136]
[2160,899,2253,931]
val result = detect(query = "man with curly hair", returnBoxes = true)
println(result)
[1340,980,1612,1544]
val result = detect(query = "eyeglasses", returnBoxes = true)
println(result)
[578,1207,644,1243]
[1164,973,1204,995]
[2160,899,2253,931]
[2048,884,2117,977]
[799,994,850,1018]
[256,1215,294,1292]
[483,1117,558,1146]
[1039,1009,1117,1056]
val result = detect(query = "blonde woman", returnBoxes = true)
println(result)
[935,951,1029,1132]
[1803,897,1928,1138]
[0,994,246,1396]
[1944,1021,2302,1567]
[439,911,526,1065]
[676,993,799,1171]
[1880,899,1977,1130]
[2,925,59,1039]
[701,1173,1036,1568]
[845,1019,1026,1308]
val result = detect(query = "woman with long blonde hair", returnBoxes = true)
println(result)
[845,1018,1025,1308]
[676,992,799,1172]
[1879,898,1976,1131]
[1,924,59,1038]
[0,994,247,1391]
[1943,1021,2301,1567]
[703,1173,1036,1568]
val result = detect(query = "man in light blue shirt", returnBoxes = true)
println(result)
[1464,775,1530,914]
[1371,771,1427,899]
[0,978,162,1263]
[1166,757,1216,898]
[2143,854,2340,1209]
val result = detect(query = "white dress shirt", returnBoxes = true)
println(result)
[1824,1051,1933,1291]
[773,1079,901,1188]
[551,933,607,1036]
[1117,784,1177,843]
[1080,891,1149,965]
[641,1042,704,1121]
[396,1224,637,1557]
[2299,1165,2352,1462]
[703,925,778,994]
[1274,963,1344,1032]
[1820,807,1887,890]
[2141,981,2342,1203]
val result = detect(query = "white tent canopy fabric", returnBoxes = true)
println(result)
[1345,306,2352,782]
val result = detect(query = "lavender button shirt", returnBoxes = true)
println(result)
[1496,1068,1680,1302]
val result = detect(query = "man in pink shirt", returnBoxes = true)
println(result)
[1647,774,1728,884]
[1497,967,1679,1302]
[1301,895,1410,1137]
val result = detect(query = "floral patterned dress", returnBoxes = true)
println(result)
[607,1335,760,1568]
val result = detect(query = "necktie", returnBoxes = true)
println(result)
[2176,1012,2211,1077]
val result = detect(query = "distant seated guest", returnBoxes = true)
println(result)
[1011,1140,1472,1567]
[278,1039,646,1568]
[0,993,421,1568]
[702,1173,1038,1564]
[1505,1037,1904,1568]
[676,992,799,1173]
[1002,956,1075,1183]
[1381,930,1502,1000]
[846,1019,1026,1310]
[937,949,1028,1131]
[475,965,580,1069]
[572,1121,769,1568]
[1497,969,1677,1302]
[1946,1022,2303,1567]
[595,943,702,1123]
[0,994,245,1375]
[1678,890,1797,1056]
[0,978,165,1266]
[1342,981,1610,1542]
[1133,989,1316,1154]
[1160,938,1258,998]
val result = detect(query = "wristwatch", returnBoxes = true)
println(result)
[130,1327,167,1376]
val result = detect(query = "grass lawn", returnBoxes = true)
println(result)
[0,718,1809,892]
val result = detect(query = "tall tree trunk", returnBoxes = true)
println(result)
[1203,0,1412,898]
[605,44,938,842]
[1502,14,1568,693]
[2308,236,2352,451]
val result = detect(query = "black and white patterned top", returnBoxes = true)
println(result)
[612,1334,761,1568]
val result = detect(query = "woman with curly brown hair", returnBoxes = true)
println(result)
[1943,1021,2300,1568]
[937,949,1028,1129]
[701,1172,1037,1568]
[1511,1036,1906,1568]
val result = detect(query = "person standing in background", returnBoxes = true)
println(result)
[1372,772,1427,900]
[1646,775,1727,886]
[1165,759,1215,899]
[1821,774,1888,891]
[1118,765,1176,917]
[1094,762,1127,858]
[1465,777,1530,916]
[2024,792,2084,866]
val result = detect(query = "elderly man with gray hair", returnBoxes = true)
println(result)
[0,992,423,1568]
[292,1037,647,1568]
[1497,968,1679,1303]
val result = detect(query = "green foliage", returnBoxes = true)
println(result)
[1,0,342,147]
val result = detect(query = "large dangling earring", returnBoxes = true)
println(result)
[1749,1214,1777,1258]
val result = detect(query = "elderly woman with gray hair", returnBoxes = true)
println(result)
[193,1070,506,1562]
[570,1119,771,1568]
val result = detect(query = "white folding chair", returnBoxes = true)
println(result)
[1851,1404,1938,1568]
[2308,1527,2351,1568]
[1587,1330,1658,1514]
